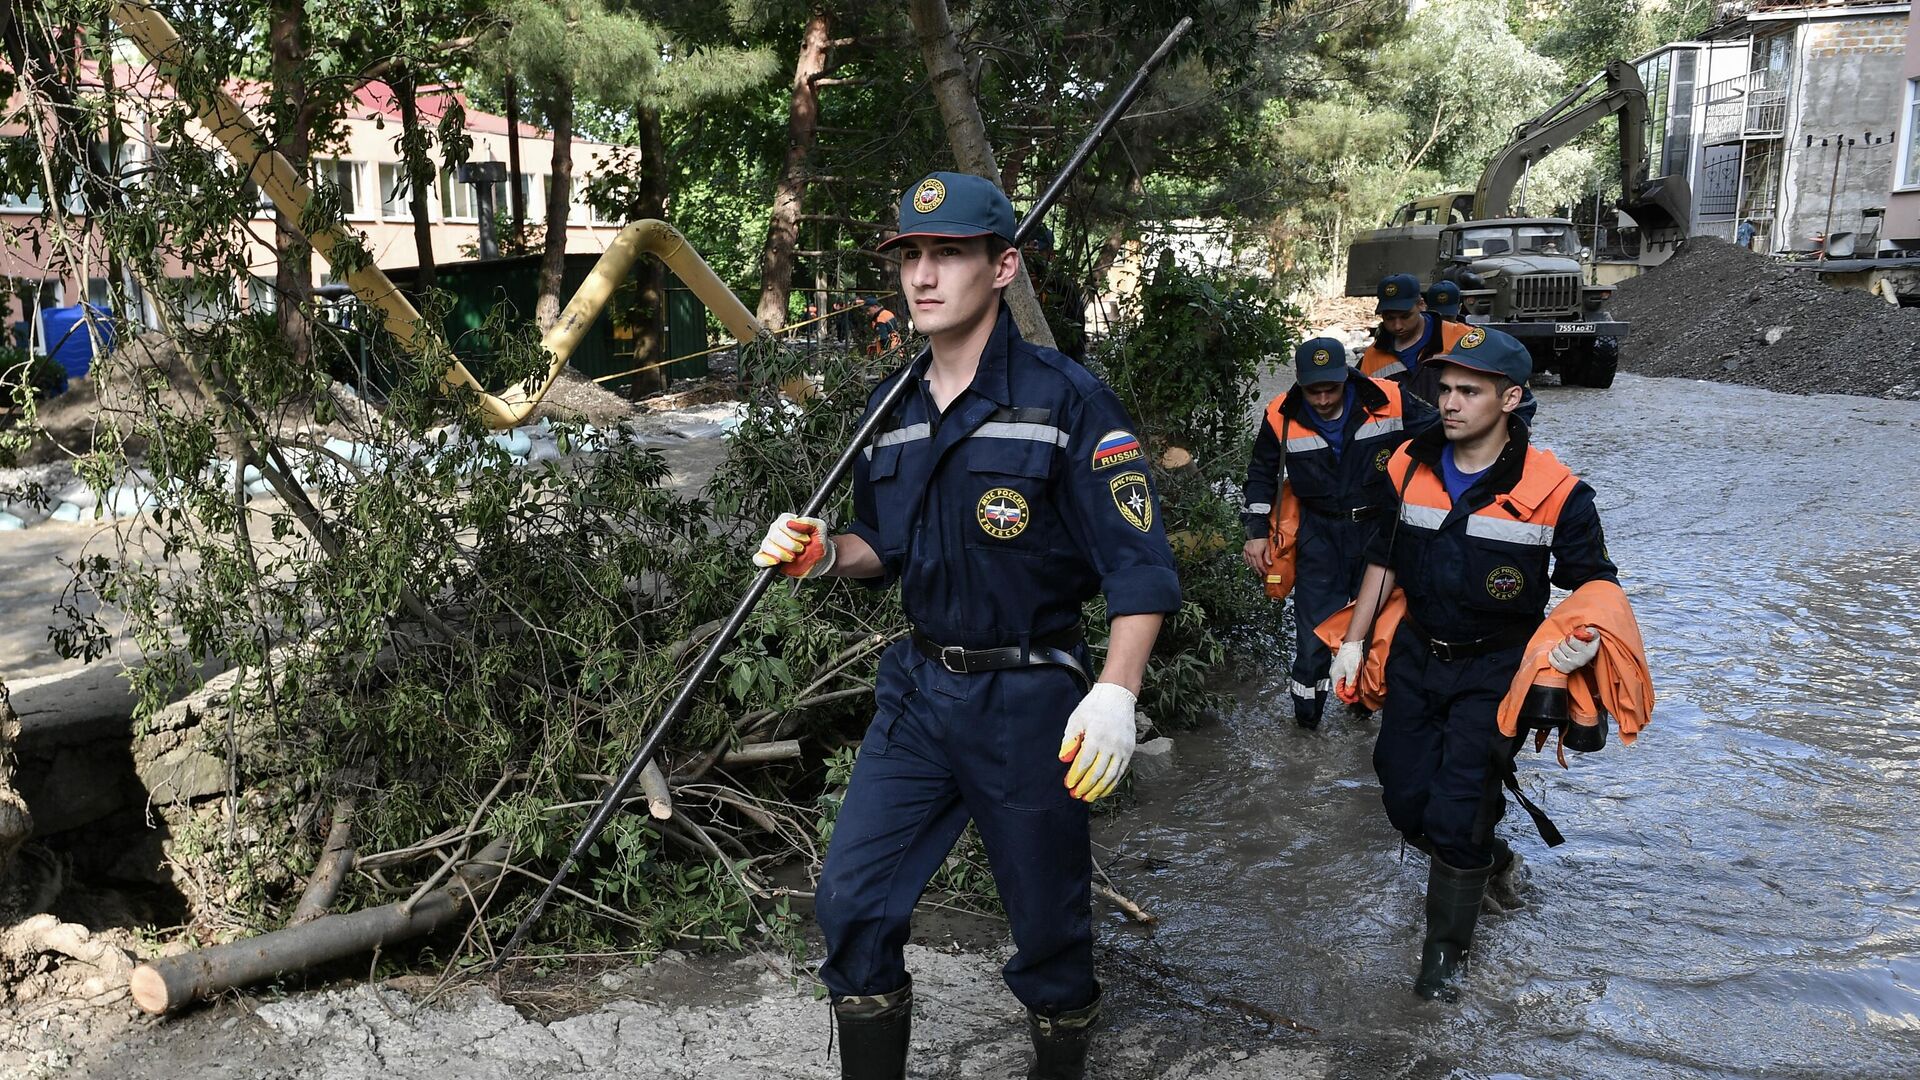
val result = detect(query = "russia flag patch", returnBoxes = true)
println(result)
[1091,429,1143,470]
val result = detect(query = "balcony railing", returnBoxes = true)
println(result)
[1701,68,1788,142]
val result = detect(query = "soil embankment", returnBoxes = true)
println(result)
[1613,236,1920,399]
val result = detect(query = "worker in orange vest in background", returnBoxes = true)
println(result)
[864,296,902,355]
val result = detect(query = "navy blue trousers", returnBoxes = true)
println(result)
[1372,624,1523,868]
[815,642,1095,1014]
[1289,515,1375,725]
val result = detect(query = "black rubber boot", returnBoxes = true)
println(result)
[1415,854,1493,1002]
[833,979,912,1080]
[1027,987,1101,1080]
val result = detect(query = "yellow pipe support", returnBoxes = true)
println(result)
[109,1,764,429]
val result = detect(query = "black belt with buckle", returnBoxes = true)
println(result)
[1302,501,1384,524]
[1404,616,1535,663]
[910,627,1089,687]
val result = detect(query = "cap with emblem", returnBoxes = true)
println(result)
[877,171,1017,251]
[1376,273,1422,313]
[1436,325,1531,384]
[1293,336,1350,386]
[1425,279,1462,317]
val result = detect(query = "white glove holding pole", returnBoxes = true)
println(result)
[752,513,835,578]
[1547,627,1600,674]
[1058,682,1137,802]
[1329,640,1365,703]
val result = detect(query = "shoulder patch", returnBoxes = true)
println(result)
[1109,471,1153,532]
[1091,429,1143,471]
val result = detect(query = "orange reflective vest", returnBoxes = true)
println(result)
[1360,317,1471,380]
[866,308,901,355]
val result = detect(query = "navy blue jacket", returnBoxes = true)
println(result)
[1239,373,1439,540]
[1364,416,1616,641]
[846,305,1182,648]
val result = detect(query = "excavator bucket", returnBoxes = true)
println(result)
[1619,176,1692,267]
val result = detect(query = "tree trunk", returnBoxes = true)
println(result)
[904,0,1055,348]
[269,0,313,368]
[0,685,30,885]
[394,68,437,291]
[505,71,525,237]
[754,7,832,331]
[535,83,574,332]
[628,104,669,398]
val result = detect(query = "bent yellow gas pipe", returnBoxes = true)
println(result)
[110,1,764,429]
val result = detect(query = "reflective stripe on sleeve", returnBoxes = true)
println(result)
[862,422,931,459]
[1243,502,1272,516]
[1465,516,1555,546]
[1354,416,1404,441]
[1399,502,1447,530]
[1290,679,1317,699]
[970,421,1071,447]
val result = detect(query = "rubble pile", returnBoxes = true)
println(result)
[1613,236,1920,400]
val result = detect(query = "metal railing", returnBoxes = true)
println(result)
[1701,68,1788,142]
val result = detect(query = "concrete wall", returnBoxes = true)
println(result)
[1886,13,1920,245]
[1777,14,1909,252]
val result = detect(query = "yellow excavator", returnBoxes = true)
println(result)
[1346,60,1694,389]
[109,0,766,430]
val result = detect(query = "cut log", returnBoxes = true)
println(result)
[638,761,673,820]
[718,740,801,768]
[129,837,510,1015]
[289,797,355,926]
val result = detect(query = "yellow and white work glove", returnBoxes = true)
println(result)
[752,513,835,578]
[1329,640,1365,703]
[1058,682,1137,802]
[1547,627,1600,674]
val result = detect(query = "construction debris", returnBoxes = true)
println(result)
[1613,237,1920,400]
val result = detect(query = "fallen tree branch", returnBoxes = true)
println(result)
[639,760,673,820]
[1093,881,1157,926]
[130,837,513,1016]
[718,740,801,768]
[289,797,356,926]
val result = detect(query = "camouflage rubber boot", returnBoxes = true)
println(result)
[833,979,912,1080]
[1027,986,1101,1080]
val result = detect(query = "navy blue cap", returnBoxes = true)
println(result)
[878,172,1017,251]
[1376,273,1421,313]
[1436,325,1531,384]
[1425,280,1462,316]
[1293,336,1350,386]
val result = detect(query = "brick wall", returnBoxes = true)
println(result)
[1808,15,1911,58]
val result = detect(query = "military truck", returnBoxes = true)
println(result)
[1345,60,1692,389]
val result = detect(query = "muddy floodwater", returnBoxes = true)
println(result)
[1097,374,1920,1078]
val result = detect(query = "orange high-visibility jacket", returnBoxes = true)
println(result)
[1263,483,1301,600]
[1497,579,1654,746]
[1360,317,1472,380]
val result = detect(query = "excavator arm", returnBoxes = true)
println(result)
[1473,59,1690,265]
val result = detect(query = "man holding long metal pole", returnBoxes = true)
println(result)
[754,172,1180,1080]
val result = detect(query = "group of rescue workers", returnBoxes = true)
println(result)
[752,171,1652,1080]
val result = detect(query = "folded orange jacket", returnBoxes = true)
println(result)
[1263,482,1301,600]
[1313,588,1406,712]
[1497,579,1654,746]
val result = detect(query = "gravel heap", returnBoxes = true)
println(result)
[1613,236,1920,400]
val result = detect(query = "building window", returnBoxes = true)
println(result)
[1903,79,1920,189]
[315,159,365,217]
[439,167,477,222]
[379,162,433,221]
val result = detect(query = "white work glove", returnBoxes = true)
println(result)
[751,513,835,578]
[1057,682,1138,802]
[1547,627,1600,674]
[1329,640,1365,702]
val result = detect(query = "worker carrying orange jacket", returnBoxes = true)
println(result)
[1239,336,1436,729]
[1325,324,1620,1003]
[1358,273,1472,401]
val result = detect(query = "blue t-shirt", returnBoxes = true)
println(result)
[1306,383,1356,459]
[1440,444,1489,504]
[1397,313,1435,373]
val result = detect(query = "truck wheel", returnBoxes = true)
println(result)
[1563,338,1619,389]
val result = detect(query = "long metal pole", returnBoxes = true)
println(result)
[495,16,1194,967]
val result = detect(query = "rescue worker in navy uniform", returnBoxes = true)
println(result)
[754,171,1180,1080]
[1330,327,1615,1002]
[1424,279,1465,323]
[1239,337,1437,729]
[1358,273,1471,407]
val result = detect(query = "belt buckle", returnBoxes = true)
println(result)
[1348,508,1367,523]
[1429,637,1457,663]
[939,645,970,674]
